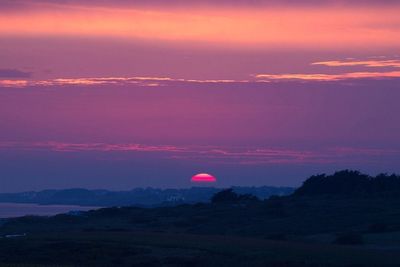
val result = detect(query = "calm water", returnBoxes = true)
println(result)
[0,203,99,218]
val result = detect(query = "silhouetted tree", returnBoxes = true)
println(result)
[211,189,239,203]
[266,233,287,241]
[211,189,259,203]
[333,232,364,245]
[293,170,400,197]
[368,223,388,233]
[264,196,286,217]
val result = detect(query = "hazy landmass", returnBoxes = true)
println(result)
[0,186,294,207]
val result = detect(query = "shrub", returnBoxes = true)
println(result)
[211,189,239,203]
[333,232,364,245]
[266,233,287,241]
[368,223,388,233]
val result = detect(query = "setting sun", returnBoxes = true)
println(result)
[191,173,217,183]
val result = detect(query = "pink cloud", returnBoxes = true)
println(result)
[0,76,251,88]
[312,59,400,68]
[0,80,29,87]
[255,71,400,81]
[3,68,400,89]
[1,141,398,166]
[255,57,400,82]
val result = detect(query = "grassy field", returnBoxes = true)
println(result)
[1,231,400,266]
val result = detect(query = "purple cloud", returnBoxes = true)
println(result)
[1,141,399,166]
[0,69,30,78]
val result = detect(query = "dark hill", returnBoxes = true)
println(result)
[293,170,400,197]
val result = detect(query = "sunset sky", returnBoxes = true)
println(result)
[1,0,400,192]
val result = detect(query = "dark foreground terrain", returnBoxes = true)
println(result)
[2,170,400,266]
[2,231,400,267]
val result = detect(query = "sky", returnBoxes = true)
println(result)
[0,0,400,192]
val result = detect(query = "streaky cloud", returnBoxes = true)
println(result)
[312,59,400,68]
[3,70,400,88]
[0,141,399,166]
[0,80,29,87]
[0,69,31,78]
[0,76,251,88]
[255,71,400,81]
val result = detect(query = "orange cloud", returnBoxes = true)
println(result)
[0,76,250,88]
[255,71,400,81]
[312,59,400,68]
[0,80,28,87]
[2,71,400,88]
[0,4,400,49]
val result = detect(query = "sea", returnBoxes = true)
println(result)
[0,202,99,218]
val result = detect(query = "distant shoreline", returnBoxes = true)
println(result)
[0,202,100,219]
[0,186,294,208]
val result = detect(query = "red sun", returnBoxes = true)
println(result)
[191,173,217,183]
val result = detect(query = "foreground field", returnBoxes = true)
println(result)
[1,231,400,267]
